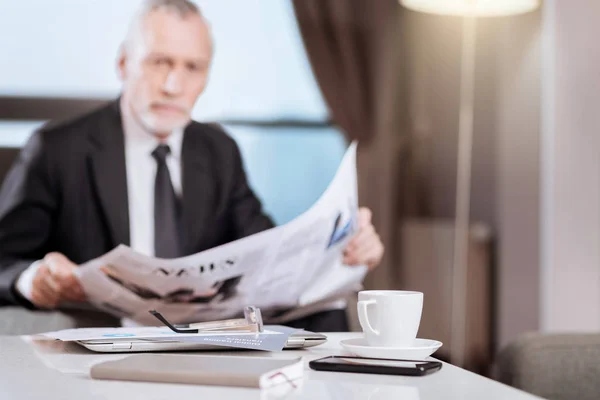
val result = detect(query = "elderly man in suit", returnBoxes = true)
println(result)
[0,0,384,332]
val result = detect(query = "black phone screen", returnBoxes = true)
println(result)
[309,356,442,376]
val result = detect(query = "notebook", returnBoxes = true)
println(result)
[90,354,304,388]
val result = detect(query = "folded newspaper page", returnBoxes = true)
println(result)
[75,142,366,325]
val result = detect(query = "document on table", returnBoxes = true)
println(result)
[41,326,298,352]
[74,142,366,325]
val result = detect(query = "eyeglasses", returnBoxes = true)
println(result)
[149,305,264,334]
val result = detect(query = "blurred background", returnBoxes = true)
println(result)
[1,0,599,397]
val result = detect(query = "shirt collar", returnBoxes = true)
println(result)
[120,97,184,161]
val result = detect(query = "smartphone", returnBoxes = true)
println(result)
[309,356,442,376]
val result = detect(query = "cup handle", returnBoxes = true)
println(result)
[358,299,379,336]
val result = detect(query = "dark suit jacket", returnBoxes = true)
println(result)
[0,100,274,307]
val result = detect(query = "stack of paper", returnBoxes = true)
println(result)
[41,325,297,352]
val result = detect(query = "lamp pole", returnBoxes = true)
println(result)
[451,8,477,369]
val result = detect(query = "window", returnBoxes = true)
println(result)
[0,0,346,224]
[0,121,45,148]
[227,125,346,224]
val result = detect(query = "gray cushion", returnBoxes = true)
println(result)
[0,307,119,335]
[496,332,600,400]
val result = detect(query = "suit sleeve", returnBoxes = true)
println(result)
[227,141,275,239]
[0,131,57,306]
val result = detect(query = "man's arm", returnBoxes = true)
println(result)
[0,131,56,306]
[14,261,42,302]
[227,141,275,239]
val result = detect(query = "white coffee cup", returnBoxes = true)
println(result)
[357,290,423,348]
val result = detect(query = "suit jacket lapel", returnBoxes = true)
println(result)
[87,100,130,247]
[181,125,213,254]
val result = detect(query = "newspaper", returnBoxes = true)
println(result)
[75,142,366,325]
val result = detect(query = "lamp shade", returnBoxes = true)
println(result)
[400,0,540,17]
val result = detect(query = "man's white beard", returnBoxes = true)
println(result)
[140,111,189,136]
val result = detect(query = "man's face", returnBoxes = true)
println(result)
[119,10,212,136]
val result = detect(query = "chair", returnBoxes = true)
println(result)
[0,147,19,184]
[496,332,600,400]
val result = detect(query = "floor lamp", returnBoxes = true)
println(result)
[399,0,540,367]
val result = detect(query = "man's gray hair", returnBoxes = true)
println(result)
[138,0,202,18]
[123,0,209,52]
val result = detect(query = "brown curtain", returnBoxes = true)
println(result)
[292,0,407,297]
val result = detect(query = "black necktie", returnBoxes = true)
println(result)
[152,144,181,258]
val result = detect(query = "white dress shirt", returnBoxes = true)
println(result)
[16,99,184,300]
[122,102,184,258]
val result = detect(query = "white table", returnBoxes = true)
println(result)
[0,333,542,400]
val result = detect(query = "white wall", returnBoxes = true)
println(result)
[541,0,600,332]
[494,11,542,350]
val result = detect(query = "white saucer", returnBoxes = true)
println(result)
[340,337,443,360]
